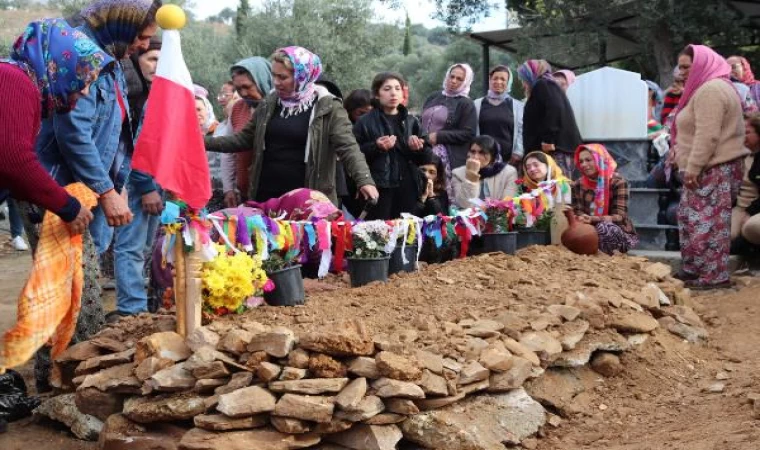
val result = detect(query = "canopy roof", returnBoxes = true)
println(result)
[469,1,759,70]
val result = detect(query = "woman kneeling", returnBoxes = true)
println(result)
[572,144,638,255]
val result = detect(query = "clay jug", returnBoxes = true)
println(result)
[561,210,599,255]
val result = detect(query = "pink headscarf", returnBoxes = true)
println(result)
[553,70,576,86]
[442,63,474,98]
[735,56,757,85]
[672,45,737,145]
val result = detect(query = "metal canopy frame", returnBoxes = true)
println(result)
[469,0,758,87]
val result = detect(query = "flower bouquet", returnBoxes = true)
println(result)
[201,245,271,316]
[347,221,392,287]
[478,198,518,255]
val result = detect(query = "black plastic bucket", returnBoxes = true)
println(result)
[516,229,551,250]
[264,265,305,306]
[388,245,418,275]
[347,257,390,287]
[481,232,518,255]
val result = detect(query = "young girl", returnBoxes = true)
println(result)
[415,153,450,216]
[452,135,518,208]
[353,72,430,220]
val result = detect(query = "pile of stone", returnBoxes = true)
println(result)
[35,261,707,450]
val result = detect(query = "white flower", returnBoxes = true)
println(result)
[356,248,363,256]
[367,241,377,250]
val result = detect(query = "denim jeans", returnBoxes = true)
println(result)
[8,199,24,238]
[113,187,160,315]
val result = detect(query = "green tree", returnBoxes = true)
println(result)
[47,0,88,15]
[236,0,251,35]
[431,0,759,84]
[402,11,411,56]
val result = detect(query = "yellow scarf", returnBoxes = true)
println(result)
[522,151,568,191]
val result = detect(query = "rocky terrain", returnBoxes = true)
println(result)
[20,246,725,450]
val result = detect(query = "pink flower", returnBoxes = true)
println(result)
[263,279,276,293]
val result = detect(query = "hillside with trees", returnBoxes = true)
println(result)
[0,0,515,110]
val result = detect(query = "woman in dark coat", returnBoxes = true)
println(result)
[517,59,582,177]
[420,63,478,197]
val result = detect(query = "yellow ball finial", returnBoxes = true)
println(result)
[156,4,187,30]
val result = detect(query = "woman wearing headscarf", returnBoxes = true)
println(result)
[572,144,638,255]
[0,19,109,236]
[518,59,582,177]
[731,113,760,254]
[452,135,518,209]
[421,63,478,195]
[33,0,161,254]
[521,150,568,193]
[216,81,242,208]
[29,0,160,392]
[727,55,760,108]
[661,66,684,129]
[225,57,273,204]
[193,85,219,135]
[205,46,378,205]
[674,45,747,289]
[553,69,576,92]
[474,65,525,166]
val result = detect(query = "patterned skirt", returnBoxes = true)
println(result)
[596,222,638,255]
[677,159,743,286]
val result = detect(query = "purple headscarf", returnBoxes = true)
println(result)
[442,63,474,98]
[275,46,323,117]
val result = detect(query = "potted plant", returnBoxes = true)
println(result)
[477,199,517,255]
[201,246,271,316]
[347,221,392,287]
[262,249,305,306]
[388,232,418,276]
[516,210,553,250]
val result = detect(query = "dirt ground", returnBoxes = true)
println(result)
[0,242,758,450]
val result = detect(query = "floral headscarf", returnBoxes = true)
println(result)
[442,63,474,98]
[79,0,161,60]
[275,46,322,118]
[732,56,758,85]
[522,150,568,191]
[7,19,114,117]
[575,144,617,216]
[517,59,554,89]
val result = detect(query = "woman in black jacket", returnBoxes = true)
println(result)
[517,59,582,177]
[353,72,431,220]
[421,63,478,196]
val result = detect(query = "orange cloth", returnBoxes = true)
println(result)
[0,183,97,371]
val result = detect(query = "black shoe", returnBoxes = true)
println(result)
[105,310,133,324]
[673,269,698,281]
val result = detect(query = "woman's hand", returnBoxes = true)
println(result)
[541,142,556,152]
[577,214,593,224]
[141,191,164,216]
[359,185,380,201]
[224,190,240,208]
[465,158,481,183]
[99,189,133,226]
[67,206,94,235]
[683,172,700,190]
[428,132,437,146]
[375,135,397,152]
[420,179,435,202]
[408,135,425,151]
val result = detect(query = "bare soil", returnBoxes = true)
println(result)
[0,243,758,450]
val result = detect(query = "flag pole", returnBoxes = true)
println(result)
[184,241,203,336]
[174,239,187,337]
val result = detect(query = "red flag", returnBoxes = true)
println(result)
[131,30,211,209]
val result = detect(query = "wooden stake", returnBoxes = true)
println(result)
[174,238,187,337]
[184,249,203,337]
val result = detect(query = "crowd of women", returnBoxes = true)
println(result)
[2,0,760,386]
